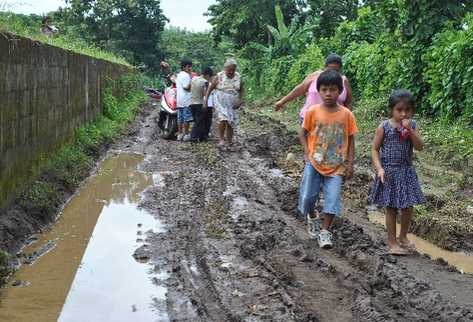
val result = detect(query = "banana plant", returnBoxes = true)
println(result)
[266,4,313,58]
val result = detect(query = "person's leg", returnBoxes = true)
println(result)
[190,105,203,141]
[226,124,234,144]
[218,121,226,145]
[183,122,190,135]
[176,108,184,139]
[399,207,414,248]
[386,207,399,251]
[298,163,322,240]
[297,162,321,218]
[321,175,343,230]
[317,175,342,248]
[203,108,213,140]
[183,107,193,140]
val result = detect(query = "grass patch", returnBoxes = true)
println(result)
[0,250,11,285]
[0,12,131,66]
[18,74,145,220]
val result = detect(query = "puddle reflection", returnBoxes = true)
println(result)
[368,211,473,274]
[0,153,168,322]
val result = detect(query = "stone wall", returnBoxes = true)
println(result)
[0,32,130,206]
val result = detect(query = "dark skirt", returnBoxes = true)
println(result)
[368,165,425,209]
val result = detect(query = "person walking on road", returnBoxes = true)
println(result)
[204,58,244,147]
[298,70,358,249]
[368,89,425,255]
[190,67,214,142]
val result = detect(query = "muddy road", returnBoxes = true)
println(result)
[3,104,473,321]
[121,105,473,321]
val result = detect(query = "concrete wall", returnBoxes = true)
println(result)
[0,32,130,206]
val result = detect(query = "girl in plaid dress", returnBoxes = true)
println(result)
[369,90,425,255]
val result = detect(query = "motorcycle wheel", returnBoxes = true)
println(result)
[159,113,177,139]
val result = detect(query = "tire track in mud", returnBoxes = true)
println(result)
[133,106,473,322]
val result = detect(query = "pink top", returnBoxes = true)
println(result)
[299,73,349,118]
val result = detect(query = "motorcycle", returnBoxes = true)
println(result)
[144,75,178,139]
[157,75,178,139]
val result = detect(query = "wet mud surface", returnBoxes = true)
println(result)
[2,104,473,321]
[117,105,473,321]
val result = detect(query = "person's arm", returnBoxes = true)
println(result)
[299,128,310,161]
[183,75,191,91]
[403,119,424,151]
[274,73,316,111]
[372,126,385,183]
[204,78,218,109]
[344,78,353,110]
[346,135,355,179]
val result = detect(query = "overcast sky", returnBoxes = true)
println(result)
[3,0,214,31]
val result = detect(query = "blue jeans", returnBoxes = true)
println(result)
[177,106,193,124]
[298,162,343,217]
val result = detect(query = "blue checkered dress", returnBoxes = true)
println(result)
[368,120,425,209]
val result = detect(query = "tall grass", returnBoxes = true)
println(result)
[0,11,131,66]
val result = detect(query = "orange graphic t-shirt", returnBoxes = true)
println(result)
[303,104,358,176]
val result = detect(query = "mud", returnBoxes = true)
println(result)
[2,103,473,321]
[125,106,473,321]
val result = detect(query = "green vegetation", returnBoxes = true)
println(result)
[56,0,167,72]
[206,1,473,164]
[18,74,145,216]
[0,250,10,285]
[161,27,229,72]
[0,12,130,65]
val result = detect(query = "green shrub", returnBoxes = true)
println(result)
[19,181,59,215]
[424,14,473,120]
[286,45,324,93]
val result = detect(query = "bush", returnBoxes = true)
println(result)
[424,14,473,120]
[286,45,324,93]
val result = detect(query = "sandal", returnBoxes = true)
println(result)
[397,238,416,251]
[387,246,409,256]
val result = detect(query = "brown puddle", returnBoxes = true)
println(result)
[0,153,168,322]
[368,210,473,274]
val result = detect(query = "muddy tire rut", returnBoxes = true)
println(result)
[122,105,473,322]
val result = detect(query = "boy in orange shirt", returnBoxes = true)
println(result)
[298,69,358,248]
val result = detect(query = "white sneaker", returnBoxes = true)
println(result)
[183,134,191,142]
[306,213,321,239]
[318,229,333,249]
[177,133,184,141]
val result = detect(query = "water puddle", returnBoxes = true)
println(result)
[368,210,473,274]
[0,153,169,322]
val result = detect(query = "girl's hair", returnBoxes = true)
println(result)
[388,89,415,112]
[42,16,50,25]
[317,69,343,92]
[325,53,343,67]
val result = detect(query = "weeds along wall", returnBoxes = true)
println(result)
[0,32,131,206]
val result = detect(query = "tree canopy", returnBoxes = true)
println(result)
[205,0,306,47]
[59,0,168,72]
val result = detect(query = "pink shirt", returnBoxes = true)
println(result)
[299,73,349,119]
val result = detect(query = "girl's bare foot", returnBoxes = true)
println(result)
[397,237,416,251]
[388,245,409,255]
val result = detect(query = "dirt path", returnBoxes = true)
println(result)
[117,105,473,321]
